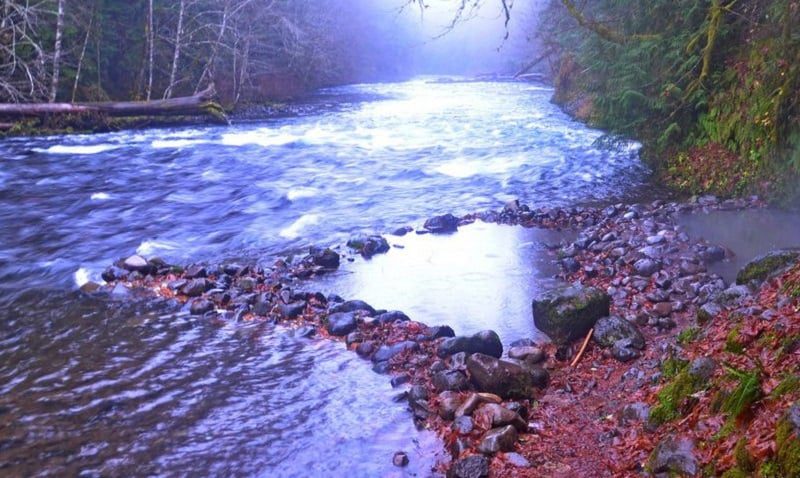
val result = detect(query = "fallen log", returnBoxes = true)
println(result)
[0,84,228,124]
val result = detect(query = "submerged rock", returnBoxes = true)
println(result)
[466,353,533,399]
[424,213,459,234]
[437,330,503,358]
[307,247,340,270]
[532,286,610,345]
[330,300,376,315]
[737,249,800,285]
[347,234,391,258]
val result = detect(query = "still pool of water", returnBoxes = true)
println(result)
[0,78,651,476]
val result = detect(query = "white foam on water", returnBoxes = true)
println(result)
[74,268,91,287]
[434,154,528,179]
[287,187,319,201]
[220,129,299,147]
[90,192,111,200]
[152,139,209,149]
[201,169,224,181]
[279,214,319,239]
[34,144,120,155]
[137,240,179,257]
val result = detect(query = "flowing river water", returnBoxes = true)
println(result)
[0,79,658,476]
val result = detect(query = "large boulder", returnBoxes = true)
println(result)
[593,316,645,350]
[466,353,533,399]
[424,214,460,234]
[737,249,800,285]
[532,286,610,344]
[437,330,503,358]
[325,312,357,336]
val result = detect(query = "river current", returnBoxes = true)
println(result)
[0,78,651,476]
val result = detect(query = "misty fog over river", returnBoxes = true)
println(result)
[0,79,652,476]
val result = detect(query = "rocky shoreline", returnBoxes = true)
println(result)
[90,195,799,478]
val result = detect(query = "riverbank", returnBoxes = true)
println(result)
[93,195,800,477]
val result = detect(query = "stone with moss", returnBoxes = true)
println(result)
[649,367,707,426]
[775,403,800,477]
[532,285,610,345]
[736,250,800,285]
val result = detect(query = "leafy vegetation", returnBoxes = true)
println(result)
[540,0,800,201]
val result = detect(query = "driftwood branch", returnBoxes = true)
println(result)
[0,84,228,123]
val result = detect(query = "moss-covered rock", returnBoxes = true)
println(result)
[532,285,610,345]
[736,250,800,285]
[775,403,800,477]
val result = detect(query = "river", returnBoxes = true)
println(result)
[0,78,653,476]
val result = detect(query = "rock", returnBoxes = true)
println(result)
[391,374,410,387]
[190,299,214,315]
[612,340,640,362]
[508,346,545,363]
[110,283,130,297]
[455,393,483,417]
[466,353,533,399]
[307,247,340,270]
[437,330,503,358]
[648,436,698,477]
[697,302,722,325]
[702,246,726,263]
[295,326,316,338]
[376,310,410,324]
[504,452,531,468]
[593,316,645,350]
[372,341,420,362]
[510,338,536,348]
[347,234,391,258]
[184,265,207,279]
[438,392,463,420]
[181,278,212,297]
[688,357,716,382]
[737,249,800,285]
[527,365,550,388]
[80,282,101,294]
[392,451,409,467]
[101,266,128,282]
[355,341,375,357]
[331,300,376,315]
[477,403,527,432]
[452,416,474,435]
[280,301,306,319]
[345,331,363,346]
[391,226,413,236]
[426,325,456,339]
[123,255,149,272]
[424,213,459,234]
[620,402,650,424]
[477,426,518,454]
[532,286,611,345]
[450,455,489,478]
[633,258,661,276]
[561,257,581,273]
[325,312,357,336]
[653,302,673,317]
[432,370,470,392]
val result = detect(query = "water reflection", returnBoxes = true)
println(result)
[314,222,574,344]
[679,209,800,283]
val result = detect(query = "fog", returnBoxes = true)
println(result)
[403,0,544,75]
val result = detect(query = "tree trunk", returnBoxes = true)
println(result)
[49,0,66,102]
[0,84,228,123]
[72,9,94,102]
[165,0,186,99]
[147,0,154,100]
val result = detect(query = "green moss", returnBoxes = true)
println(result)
[649,368,704,426]
[721,367,762,418]
[725,325,745,354]
[661,357,689,379]
[677,326,701,345]
[734,437,755,472]
[758,460,780,477]
[720,468,748,478]
[736,251,800,285]
[713,418,737,441]
[776,416,800,477]
[771,375,800,399]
